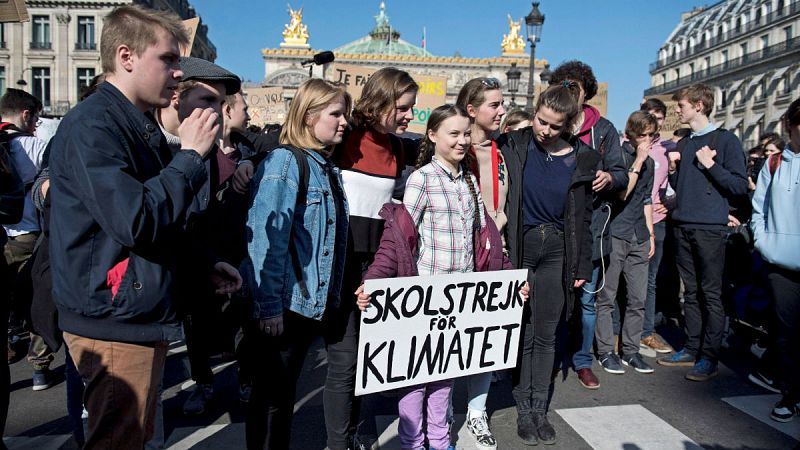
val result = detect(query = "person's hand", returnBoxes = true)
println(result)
[259,314,284,337]
[574,279,587,289]
[748,176,756,192]
[210,262,242,295]
[178,108,220,158]
[695,145,717,169]
[592,170,613,192]
[653,203,669,215]
[355,284,372,311]
[233,161,255,194]
[648,235,656,259]
[519,282,530,302]
[40,179,50,198]
[635,141,651,162]
[727,214,741,227]
[668,151,680,173]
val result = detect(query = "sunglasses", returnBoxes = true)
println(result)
[481,77,501,89]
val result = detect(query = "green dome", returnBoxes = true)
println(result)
[334,2,433,57]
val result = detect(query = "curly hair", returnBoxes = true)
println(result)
[548,60,598,102]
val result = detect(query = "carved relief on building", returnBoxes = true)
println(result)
[265,68,309,87]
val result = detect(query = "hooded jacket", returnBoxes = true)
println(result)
[574,105,628,260]
[364,202,511,281]
[498,128,600,319]
[751,147,800,271]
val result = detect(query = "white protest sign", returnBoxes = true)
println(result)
[357,269,527,396]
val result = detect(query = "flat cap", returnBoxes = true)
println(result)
[179,56,241,95]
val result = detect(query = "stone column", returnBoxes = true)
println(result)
[55,11,71,109]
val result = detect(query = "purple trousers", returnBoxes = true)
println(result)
[398,379,452,450]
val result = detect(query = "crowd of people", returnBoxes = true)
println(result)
[0,5,797,450]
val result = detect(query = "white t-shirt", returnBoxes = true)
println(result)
[4,134,46,237]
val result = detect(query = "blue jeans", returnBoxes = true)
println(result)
[642,221,666,339]
[573,263,601,370]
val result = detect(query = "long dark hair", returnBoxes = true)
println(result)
[416,104,482,229]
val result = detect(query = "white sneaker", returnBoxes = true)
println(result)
[466,410,497,450]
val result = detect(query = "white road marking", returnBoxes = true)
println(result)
[166,424,227,449]
[556,404,703,450]
[722,394,800,441]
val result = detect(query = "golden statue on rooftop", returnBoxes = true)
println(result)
[281,4,310,48]
[501,15,526,56]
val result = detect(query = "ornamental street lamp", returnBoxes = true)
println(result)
[16,67,33,87]
[506,62,522,109]
[525,1,545,112]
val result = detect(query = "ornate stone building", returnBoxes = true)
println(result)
[645,0,800,147]
[0,0,216,116]
[258,2,546,106]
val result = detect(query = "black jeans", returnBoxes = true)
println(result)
[0,255,9,448]
[767,265,800,400]
[246,249,367,450]
[512,225,565,412]
[674,227,727,362]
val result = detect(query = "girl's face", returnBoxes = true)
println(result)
[309,95,348,146]
[428,114,472,168]
[764,142,782,157]
[470,89,505,133]
[379,90,417,134]
[532,105,567,146]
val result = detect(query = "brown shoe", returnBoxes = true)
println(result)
[641,334,673,354]
[577,368,600,389]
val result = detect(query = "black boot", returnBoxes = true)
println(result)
[515,400,538,445]
[532,411,556,445]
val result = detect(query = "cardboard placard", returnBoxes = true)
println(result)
[644,94,681,138]
[586,82,609,118]
[181,17,200,57]
[0,0,29,23]
[245,87,287,127]
[328,63,447,134]
[356,269,527,395]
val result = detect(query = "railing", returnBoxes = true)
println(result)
[75,42,96,50]
[644,36,800,96]
[649,2,800,72]
[30,41,51,50]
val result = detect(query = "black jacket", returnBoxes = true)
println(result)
[0,147,24,246]
[499,128,600,319]
[49,82,209,343]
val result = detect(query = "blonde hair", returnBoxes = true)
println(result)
[280,79,351,151]
[101,5,189,74]
[351,67,417,129]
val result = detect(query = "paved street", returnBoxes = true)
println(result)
[3,323,798,450]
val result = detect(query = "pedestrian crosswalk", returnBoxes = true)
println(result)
[723,394,800,441]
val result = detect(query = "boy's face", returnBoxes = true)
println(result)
[647,109,665,132]
[226,93,249,131]
[130,29,183,109]
[675,98,701,125]
[630,125,656,149]
[177,81,226,124]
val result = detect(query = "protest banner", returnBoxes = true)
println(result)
[356,269,527,396]
[245,87,287,127]
[181,17,200,57]
[328,63,447,134]
[645,94,681,137]
[587,82,609,118]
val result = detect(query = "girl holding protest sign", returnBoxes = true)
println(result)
[498,84,598,446]
[454,76,508,450]
[357,104,527,450]
[329,67,419,450]
[242,78,351,450]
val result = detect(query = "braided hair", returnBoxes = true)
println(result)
[416,104,482,230]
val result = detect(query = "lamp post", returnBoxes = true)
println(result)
[524,1,545,112]
[506,62,522,109]
[16,67,33,88]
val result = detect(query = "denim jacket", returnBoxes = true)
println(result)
[244,147,349,320]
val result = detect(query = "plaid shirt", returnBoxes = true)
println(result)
[404,157,485,276]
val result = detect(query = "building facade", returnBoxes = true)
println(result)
[257,3,547,109]
[645,0,800,147]
[0,0,216,116]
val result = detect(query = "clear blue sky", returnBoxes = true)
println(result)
[191,0,705,129]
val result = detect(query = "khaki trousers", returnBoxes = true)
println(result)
[64,332,167,450]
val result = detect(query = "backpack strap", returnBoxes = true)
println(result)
[768,152,782,176]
